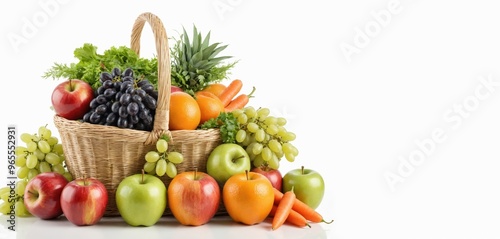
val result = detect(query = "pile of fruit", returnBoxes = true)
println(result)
[0,24,333,229]
[0,126,72,217]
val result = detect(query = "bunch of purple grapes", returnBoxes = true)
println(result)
[83,67,158,131]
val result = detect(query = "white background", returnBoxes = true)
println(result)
[1,0,500,238]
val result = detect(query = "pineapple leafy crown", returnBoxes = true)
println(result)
[170,24,238,95]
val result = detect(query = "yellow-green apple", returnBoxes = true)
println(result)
[115,172,166,226]
[283,166,325,209]
[251,165,282,191]
[24,172,69,219]
[60,177,108,226]
[168,170,220,226]
[206,143,251,185]
[51,79,94,120]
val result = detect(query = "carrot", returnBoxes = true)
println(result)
[218,79,243,107]
[273,188,333,224]
[224,86,256,112]
[273,187,284,203]
[269,205,311,228]
[272,188,296,230]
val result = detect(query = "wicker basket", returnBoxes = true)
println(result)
[54,12,222,216]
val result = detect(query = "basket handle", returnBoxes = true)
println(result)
[130,12,171,144]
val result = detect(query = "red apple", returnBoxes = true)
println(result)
[171,85,183,93]
[251,166,283,191]
[24,172,69,219]
[51,79,94,120]
[168,171,220,226]
[60,178,108,226]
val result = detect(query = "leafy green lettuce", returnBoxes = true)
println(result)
[43,43,158,89]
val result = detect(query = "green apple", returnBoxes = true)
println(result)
[206,143,251,185]
[283,166,325,209]
[116,172,166,226]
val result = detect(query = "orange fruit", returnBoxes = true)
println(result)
[202,83,226,97]
[195,91,224,124]
[169,92,201,130]
[223,171,274,225]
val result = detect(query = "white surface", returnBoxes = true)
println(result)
[1,0,500,238]
[2,215,331,239]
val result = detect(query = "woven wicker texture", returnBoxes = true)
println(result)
[54,12,222,216]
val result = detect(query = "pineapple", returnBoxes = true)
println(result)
[170,25,238,95]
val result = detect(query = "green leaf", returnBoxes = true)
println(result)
[209,56,233,64]
[200,112,239,143]
[182,27,192,62]
[190,51,204,65]
[201,31,211,49]
[201,43,218,61]
[193,59,209,69]
[74,43,98,61]
[192,25,201,55]
[209,44,228,59]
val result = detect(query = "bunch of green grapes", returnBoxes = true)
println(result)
[143,137,184,178]
[232,106,299,169]
[0,180,31,217]
[15,125,73,182]
[1,125,73,217]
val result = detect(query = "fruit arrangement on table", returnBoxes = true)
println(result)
[0,12,332,230]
